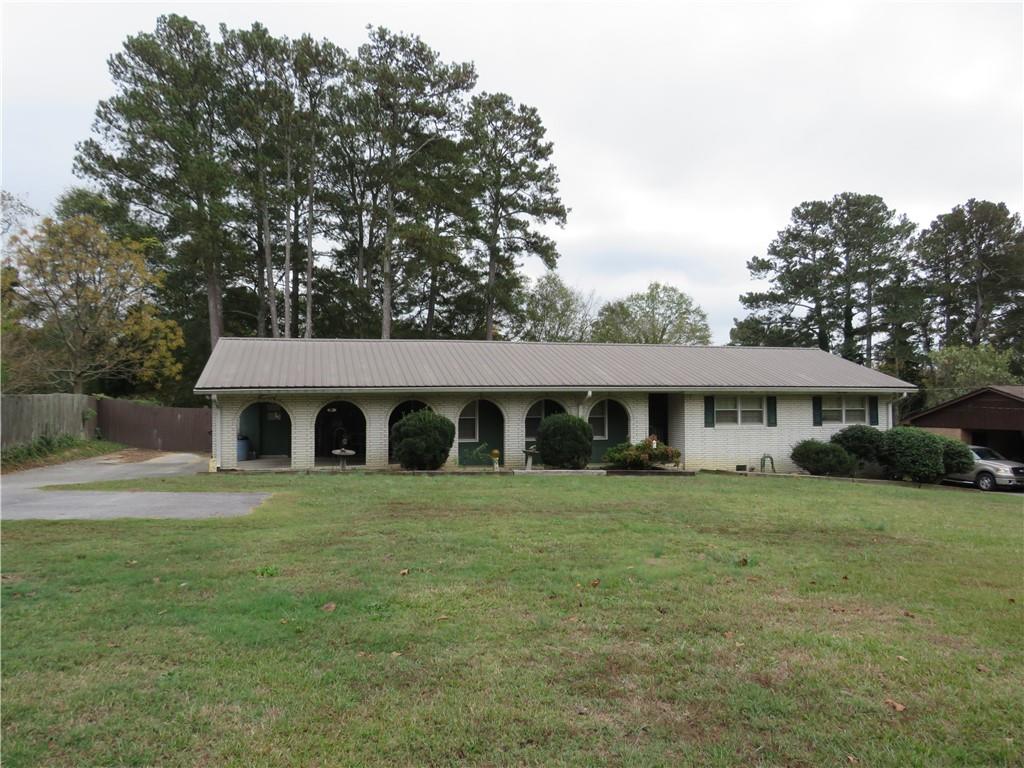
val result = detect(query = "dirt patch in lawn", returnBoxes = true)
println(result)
[100,448,168,464]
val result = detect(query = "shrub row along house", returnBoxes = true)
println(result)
[194,338,915,471]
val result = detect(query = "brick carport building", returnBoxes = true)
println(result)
[903,385,1024,461]
[195,337,914,472]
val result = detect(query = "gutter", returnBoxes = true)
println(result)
[195,385,917,396]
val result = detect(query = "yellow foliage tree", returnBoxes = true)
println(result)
[5,215,184,394]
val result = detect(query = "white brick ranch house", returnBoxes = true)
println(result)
[195,338,915,472]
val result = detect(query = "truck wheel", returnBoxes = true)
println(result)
[975,472,995,491]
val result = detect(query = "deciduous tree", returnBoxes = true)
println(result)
[592,282,711,345]
[515,271,596,342]
[6,216,183,394]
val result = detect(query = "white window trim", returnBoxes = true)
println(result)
[458,400,479,442]
[822,395,868,425]
[715,396,766,427]
[589,399,608,439]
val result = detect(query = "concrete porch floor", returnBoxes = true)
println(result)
[232,456,370,471]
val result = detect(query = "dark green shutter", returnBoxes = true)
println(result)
[704,396,715,428]
[766,396,777,427]
[868,396,879,426]
[812,396,823,426]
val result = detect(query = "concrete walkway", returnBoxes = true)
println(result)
[2,452,269,521]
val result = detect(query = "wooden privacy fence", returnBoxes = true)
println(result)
[97,399,211,453]
[1,394,98,447]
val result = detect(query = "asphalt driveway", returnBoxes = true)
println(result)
[2,452,268,521]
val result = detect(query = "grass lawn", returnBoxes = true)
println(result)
[2,474,1021,767]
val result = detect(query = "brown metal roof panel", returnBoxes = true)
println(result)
[194,338,916,391]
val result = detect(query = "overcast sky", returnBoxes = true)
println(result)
[2,1,1021,342]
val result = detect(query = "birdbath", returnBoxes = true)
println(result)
[522,446,540,471]
[331,448,356,469]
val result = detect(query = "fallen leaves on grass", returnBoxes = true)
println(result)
[590,579,600,588]
[896,655,908,662]
[399,568,410,576]
[321,602,336,613]
[390,651,402,658]
[903,610,916,618]
[884,698,907,712]
[436,615,450,621]
[976,664,991,673]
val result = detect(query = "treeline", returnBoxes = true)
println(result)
[2,14,1021,410]
[73,17,570,364]
[731,193,1023,406]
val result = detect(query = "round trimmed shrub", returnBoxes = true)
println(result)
[830,424,884,465]
[604,437,681,469]
[879,427,945,483]
[535,413,593,469]
[937,435,974,475]
[390,409,455,470]
[791,439,856,476]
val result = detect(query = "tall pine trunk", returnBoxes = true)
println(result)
[259,170,279,338]
[425,264,438,338]
[256,258,267,337]
[484,215,500,340]
[304,132,316,339]
[205,265,224,348]
[864,281,874,366]
[380,183,395,340]
[282,150,293,338]
[356,208,366,291]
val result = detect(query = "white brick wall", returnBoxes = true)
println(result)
[208,390,894,472]
[210,390,651,470]
[681,393,895,472]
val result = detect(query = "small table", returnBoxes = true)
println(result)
[522,447,540,471]
[331,448,356,469]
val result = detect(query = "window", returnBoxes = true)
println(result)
[844,396,866,424]
[822,395,866,424]
[589,400,608,439]
[458,401,478,442]
[526,400,563,439]
[821,395,844,423]
[715,396,764,426]
[741,398,764,425]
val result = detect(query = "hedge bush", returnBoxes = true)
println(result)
[535,413,593,469]
[830,424,884,466]
[879,427,946,483]
[790,439,856,476]
[1,434,80,466]
[604,437,681,469]
[389,410,455,470]
[937,435,974,475]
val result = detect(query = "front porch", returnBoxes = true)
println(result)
[215,390,660,471]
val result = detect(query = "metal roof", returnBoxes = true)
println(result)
[194,338,916,393]
[904,384,1024,424]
